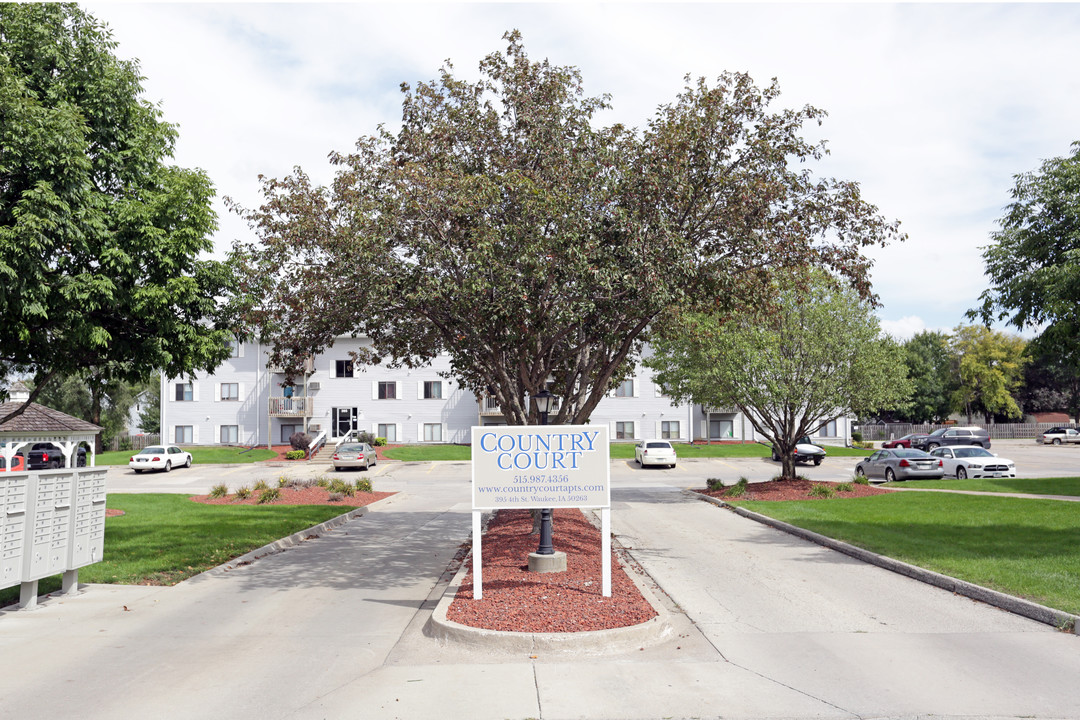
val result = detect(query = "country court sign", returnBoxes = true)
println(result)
[471,425,611,510]
[470,424,612,598]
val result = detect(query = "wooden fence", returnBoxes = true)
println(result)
[108,433,161,452]
[854,422,1078,442]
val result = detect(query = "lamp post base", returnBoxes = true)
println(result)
[527,551,567,573]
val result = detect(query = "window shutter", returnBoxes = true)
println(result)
[238,382,245,399]
[237,342,245,358]
[633,378,639,398]
[191,381,199,402]
[215,425,221,443]
[656,421,662,439]
[214,383,221,402]
[418,422,425,441]
[418,382,424,400]
[192,425,200,444]
[371,382,378,400]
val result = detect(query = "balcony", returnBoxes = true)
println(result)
[269,396,314,418]
[479,397,502,416]
[703,405,738,415]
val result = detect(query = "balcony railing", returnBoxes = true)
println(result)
[479,397,502,416]
[269,396,314,418]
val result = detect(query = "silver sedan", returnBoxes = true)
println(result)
[331,442,377,471]
[855,448,944,483]
[929,445,1016,479]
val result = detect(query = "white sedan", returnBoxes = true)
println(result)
[635,440,677,468]
[929,445,1016,479]
[129,445,193,473]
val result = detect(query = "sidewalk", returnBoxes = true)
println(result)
[3,475,1079,719]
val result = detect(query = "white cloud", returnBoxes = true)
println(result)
[84,2,1080,337]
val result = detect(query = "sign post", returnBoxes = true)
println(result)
[471,424,611,598]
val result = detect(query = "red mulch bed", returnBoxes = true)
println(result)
[190,487,395,507]
[446,508,657,633]
[697,478,894,502]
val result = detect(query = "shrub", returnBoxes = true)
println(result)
[234,486,251,500]
[257,488,281,504]
[253,479,269,492]
[809,483,835,498]
[278,476,288,488]
[329,478,355,497]
[853,474,870,485]
[209,483,229,499]
[851,431,863,443]
[289,432,312,452]
[327,492,343,502]
[315,476,330,488]
[373,436,387,447]
[835,481,854,493]
[706,477,725,491]
[118,436,133,452]
[285,449,306,460]
[725,478,749,498]
[355,478,373,493]
[355,431,377,445]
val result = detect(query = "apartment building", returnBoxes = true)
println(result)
[161,337,850,447]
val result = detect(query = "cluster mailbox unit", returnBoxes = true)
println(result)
[1,468,108,609]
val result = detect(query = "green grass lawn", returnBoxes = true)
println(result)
[887,476,1080,497]
[96,446,279,465]
[0,494,350,607]
[732,492,1080,615]
[383,442,871,462]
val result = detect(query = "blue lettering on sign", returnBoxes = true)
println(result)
[478,429,599,472]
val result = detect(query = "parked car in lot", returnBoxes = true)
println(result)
[929,445,1016,479]
[635,440,677,468]
[1037,427,1080,445]
[332,442,377,471]
[882,433,928,449]
[26,442,86,470]
[0,454,25,472]
[855,448,944,482]
[912,426,991,451]
[129,445,192,473]
[771,436,826,466]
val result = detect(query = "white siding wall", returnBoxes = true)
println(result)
[163,337,850,446]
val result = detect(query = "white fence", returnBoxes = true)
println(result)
[855,422,1078,442]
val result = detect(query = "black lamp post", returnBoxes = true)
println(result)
[533,388,556,556]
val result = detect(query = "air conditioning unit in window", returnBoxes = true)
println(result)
[307,381,321,391]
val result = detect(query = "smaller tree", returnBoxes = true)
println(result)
[895,331,957,423]
[646,271,910,478]
[949,325,1028,424]
[136,382,161,435]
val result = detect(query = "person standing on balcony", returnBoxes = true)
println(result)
[282,381,294,411]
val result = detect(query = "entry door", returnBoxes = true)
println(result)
[333,407,358,437]
[709,418,733,440]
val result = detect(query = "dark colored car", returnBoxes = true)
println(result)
[26,443,87,470]
[855,448,944,482]
[911,427,991,451]
[882,433,928,449]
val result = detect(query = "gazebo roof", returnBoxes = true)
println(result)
[0,402,102,436]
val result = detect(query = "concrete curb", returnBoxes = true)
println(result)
[186,493,403,582]
[691,489,1080,635]
[424,529,677,655]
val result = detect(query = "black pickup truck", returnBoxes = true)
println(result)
[25,443,87,470]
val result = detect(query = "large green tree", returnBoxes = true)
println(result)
[0,4,236,424]
[976,142,1080,412]
[949,325,1028,424]
[32,372,145,453]
[645,271,911,478]
[231,32,903,425]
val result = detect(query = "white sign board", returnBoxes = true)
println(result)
[471,425,610,510]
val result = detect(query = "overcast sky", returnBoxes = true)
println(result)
[86,2,1080,340]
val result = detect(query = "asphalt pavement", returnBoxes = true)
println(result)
[2,449,1079,719]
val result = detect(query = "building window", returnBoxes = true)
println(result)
[280,424,300,443]
[423,423,442,442]
[822,419,838,437]
[424,381,442,399]
[378,381,397,399]
[615,379,634,397]
[220,383,239,401]
[220,425,238,444]
[175,425,193,444]
[225,338,240,358]
[377,424,397,443]
[335,360,353,378]
[175,382,192,402]
[616,421,634,440]
[661,421,680,440]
